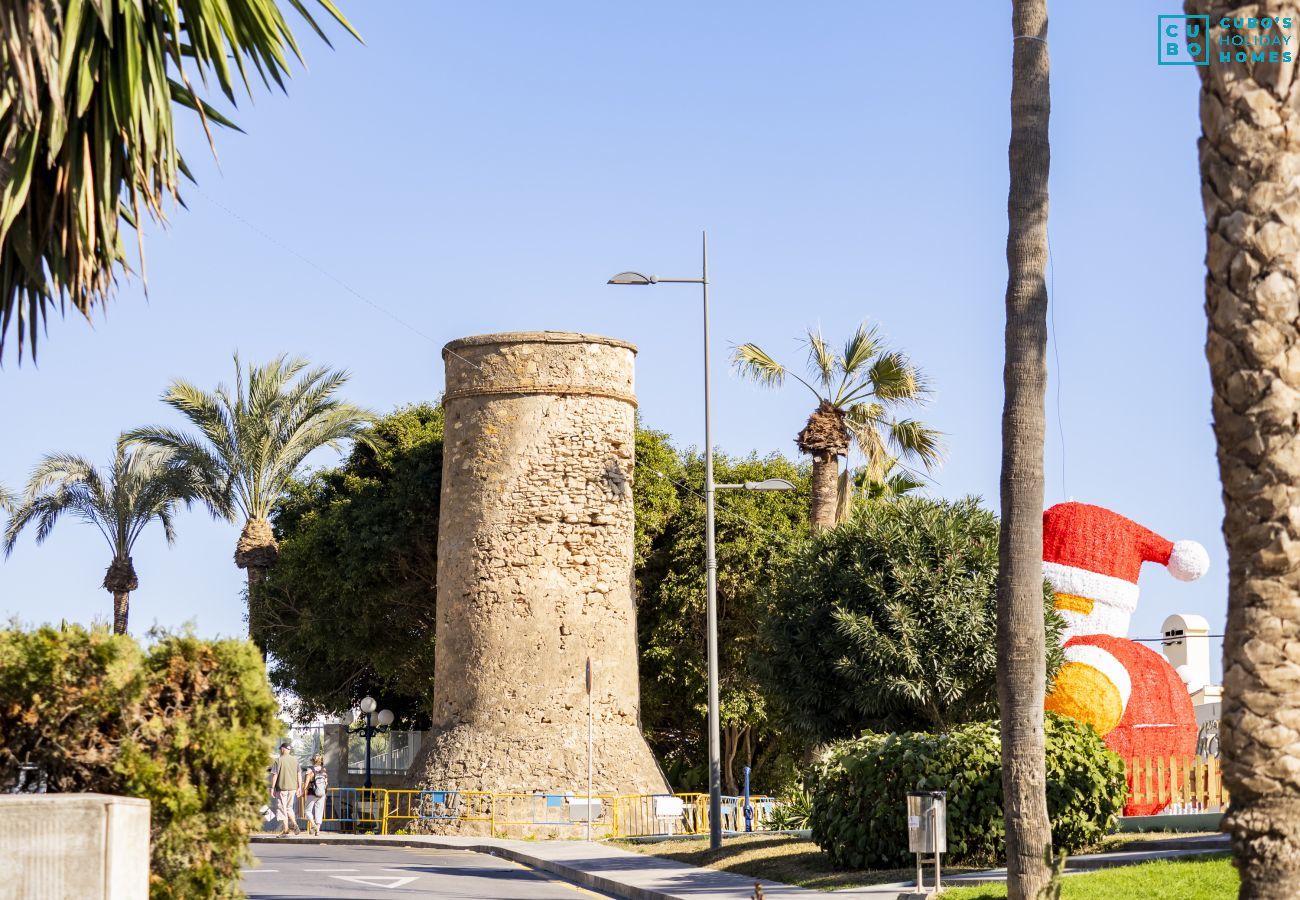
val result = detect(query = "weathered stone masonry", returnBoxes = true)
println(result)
[417,332,669,795]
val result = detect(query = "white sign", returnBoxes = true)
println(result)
[907,816,921,829]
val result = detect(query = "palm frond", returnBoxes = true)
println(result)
[730,343,788,390]
[803,328,837,391]
[839,322,883,376]
[887,419,945,472]
[0,0,359,360]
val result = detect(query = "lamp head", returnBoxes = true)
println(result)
[360,696,377,714]
[607,271,656,285]
[744,478,797,491]
[377,709,395,727]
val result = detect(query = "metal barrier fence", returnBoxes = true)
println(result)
[285,788,783,837]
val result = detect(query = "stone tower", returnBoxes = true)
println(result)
[418,331,669,795]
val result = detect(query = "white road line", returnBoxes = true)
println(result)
[240,869,279,873]
[303,867,358,872]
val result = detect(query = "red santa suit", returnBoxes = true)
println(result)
[1040,503,1210,816]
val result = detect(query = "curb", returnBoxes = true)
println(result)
[249,834,746,900]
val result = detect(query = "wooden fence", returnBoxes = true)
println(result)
[1125,755,1229,812]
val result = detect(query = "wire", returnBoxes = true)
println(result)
[1048,225,1066,500]
[189,185,484,372]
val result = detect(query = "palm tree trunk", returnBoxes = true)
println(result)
[996,2,1052,898]
[809,451,840,532]
[235,517,280,645]
[102,556,139,637]
[112,591,129,635]
[1187,7,1300,896]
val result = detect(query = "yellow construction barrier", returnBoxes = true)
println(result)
[289,788,787,837]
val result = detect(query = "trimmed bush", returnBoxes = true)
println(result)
[809,713,1127,869]
[0,624,278,898]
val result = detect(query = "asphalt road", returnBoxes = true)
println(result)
[244,842,613,899]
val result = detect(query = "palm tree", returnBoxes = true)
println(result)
[125,355,374,640]
[996,2,1053,898]
[1186,6,1300,895]
[732,323,941,532]
[0,0,358,360]
[3,443,197,634]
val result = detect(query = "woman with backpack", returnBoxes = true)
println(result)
[302,754,328,835]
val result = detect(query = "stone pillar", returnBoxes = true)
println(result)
[419,331,669,795]
[0,793,150,898]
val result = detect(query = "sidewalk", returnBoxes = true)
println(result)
[250,832,1230,900]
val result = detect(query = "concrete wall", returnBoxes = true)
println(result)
[0,793,150,899]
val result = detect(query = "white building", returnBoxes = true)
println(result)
[1161,613,1221,756]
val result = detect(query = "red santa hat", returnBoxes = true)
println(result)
[1042,503,1209,635]
[1043,503,1210,584]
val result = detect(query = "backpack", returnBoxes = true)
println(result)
[311,766,327,797]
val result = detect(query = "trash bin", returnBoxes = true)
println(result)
[906,791,947,854]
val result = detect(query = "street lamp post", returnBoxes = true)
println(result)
[608,235,795,851]
[348,696,395,790]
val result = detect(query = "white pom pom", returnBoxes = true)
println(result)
[1168,540,1210,582]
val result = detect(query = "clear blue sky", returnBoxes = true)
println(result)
[0,1,1224,673]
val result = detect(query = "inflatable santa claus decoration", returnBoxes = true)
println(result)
[1040,502,1210,816]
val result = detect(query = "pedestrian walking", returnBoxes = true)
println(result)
[269,743,301,835]
[302,753,328,835]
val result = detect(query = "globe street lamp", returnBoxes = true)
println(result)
[349,696,394,789]
[608,235,796,850]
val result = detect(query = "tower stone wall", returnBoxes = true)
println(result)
[417,331,669,796]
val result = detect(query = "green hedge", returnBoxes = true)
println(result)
[809,714,1127,869]
[0,625,278,898]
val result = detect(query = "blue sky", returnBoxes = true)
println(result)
[0,2,1224,673]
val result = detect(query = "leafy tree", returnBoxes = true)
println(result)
[126,354,373,642]
[1186,6,1300,893]
[758,496,1063,744]
[3,442,198,633]
[256,404,443,724]
[637,449,809,794]
[998,2,1054,896]
[0,0,357,359]
[632,423,683,595]
[731,323,942,533]
[0,624,279,898]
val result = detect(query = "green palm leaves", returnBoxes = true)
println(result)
[127,354,374,524]
[126,353,374,639]
[3,441,200,632]
[0,0,358,359]
[732,322,943,484]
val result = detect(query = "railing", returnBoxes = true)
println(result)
[1124,755,1230,813]
[286,788,785,837]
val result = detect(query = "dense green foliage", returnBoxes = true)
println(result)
[0,624,278,898]
[758,496,1064,742]
[808,714,1127,869]
[637,448,810,793]
[256,404,443,725]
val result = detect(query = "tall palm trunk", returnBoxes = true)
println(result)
[799,400,851,533]
[809,451,840,532]
[235,517,279,642]
[1187,6,1300,896]
[102,556,138,636]
[996,2,1052,898]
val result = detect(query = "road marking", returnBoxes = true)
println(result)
[329,875,418,889]
[304,868,358,872]
[241,869,278,873]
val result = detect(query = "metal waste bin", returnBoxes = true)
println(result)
[907,790,947,894]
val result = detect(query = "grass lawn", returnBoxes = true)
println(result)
[942,855,1237,900]
[614,833,980,890]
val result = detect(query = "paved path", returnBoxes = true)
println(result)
[249,832,1230,900]
[245,841,614,899]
